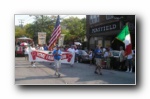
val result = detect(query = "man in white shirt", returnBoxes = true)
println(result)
[67,45,75,53]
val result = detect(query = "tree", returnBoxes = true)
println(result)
[15,15,86,46]
[61,17,86,44]
[15,26,31,39]
[24,15,57,44]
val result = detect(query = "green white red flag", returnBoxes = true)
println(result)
[116,24,132,56]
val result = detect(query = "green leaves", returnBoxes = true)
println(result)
[15,15,86,45]
[61,17,86,44]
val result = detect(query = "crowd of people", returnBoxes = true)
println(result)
[93,45,135,75]
[21,42,135,77]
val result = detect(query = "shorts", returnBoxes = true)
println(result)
[95,58,102,66]
[54,59,61,68]
[89,56,92,60]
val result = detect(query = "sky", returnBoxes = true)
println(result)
[15,15,86,26]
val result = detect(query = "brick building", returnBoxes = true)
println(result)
[86,15,135,50]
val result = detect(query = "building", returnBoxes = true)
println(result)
[86,15,135,50]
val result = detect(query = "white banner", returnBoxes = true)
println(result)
[28,50,75,64]
[38,32,46,45]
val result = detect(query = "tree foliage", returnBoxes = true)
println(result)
[61,17,86,44]
[15,15,86,45]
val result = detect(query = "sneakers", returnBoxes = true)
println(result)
[126,68,132,73]
[94,71,102,75]
[54,72,61,77]
[130,68,132,73]
[126,70,129,72]
[54,72,57,76]
[58,74,61,78]
[94,71,98,74]
[126,68,129,72]
[32,64,36,67]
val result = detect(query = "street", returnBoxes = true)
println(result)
[15,57,135,85]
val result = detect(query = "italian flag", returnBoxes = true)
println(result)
[116,24,132,56]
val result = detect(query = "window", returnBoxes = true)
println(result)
[89,15,99,24]
[89,37,94,44]
[106,15,114,20]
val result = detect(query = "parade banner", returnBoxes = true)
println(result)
[28,50,75,64]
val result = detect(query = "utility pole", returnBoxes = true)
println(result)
[18,19,24,28]
[41,15,44,32]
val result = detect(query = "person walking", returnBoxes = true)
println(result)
[94,45,103,75]
[53,46,62,77]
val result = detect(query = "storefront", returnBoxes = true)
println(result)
[86,15,135,51]
[88,21,122,50]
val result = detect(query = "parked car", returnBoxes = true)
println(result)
[78,50,90,63]
[110,50,121,58]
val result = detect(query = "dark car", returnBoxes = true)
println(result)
[110,50,121,58]
[78,50,90,63]
[110,50,126,70]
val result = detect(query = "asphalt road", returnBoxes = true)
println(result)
[15,57,136,85]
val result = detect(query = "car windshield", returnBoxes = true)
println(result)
[111,51,120,57]
[79,50,88,55]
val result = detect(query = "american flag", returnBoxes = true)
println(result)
[48,15,61,50]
